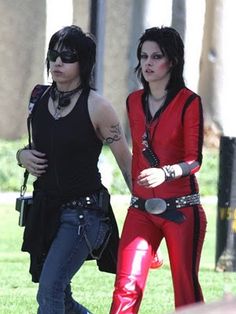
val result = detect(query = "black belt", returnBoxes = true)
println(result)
[61,193,99,210]
[61,189,110,214]
[130,193,200,223]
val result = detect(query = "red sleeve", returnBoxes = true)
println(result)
[182,95,204,174]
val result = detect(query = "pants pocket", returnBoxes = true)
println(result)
[88,217,112,259]
[94,218,111,249]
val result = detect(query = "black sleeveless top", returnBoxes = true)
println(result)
[32,87,103,198]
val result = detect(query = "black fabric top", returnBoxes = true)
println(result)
[32,87,103,196]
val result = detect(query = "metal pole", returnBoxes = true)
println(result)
[90,0,105,94]
[215,136,236,272]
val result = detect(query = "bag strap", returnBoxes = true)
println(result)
[28,84,50,117]
[27,85,50,148]
[20,85,50,196]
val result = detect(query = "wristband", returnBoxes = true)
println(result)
[16,147,27,167]
[162,165,175,181]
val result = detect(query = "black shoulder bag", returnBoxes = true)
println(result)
[15,85,50,226]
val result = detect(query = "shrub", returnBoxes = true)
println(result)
[199,148,219,196]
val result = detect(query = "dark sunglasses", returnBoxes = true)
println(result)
[47,49,78,63]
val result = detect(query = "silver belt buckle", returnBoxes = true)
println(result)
[145,198,167,214]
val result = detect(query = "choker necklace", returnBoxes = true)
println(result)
[50,85,81,109]
[149,92,167,102]
[50,85,82,120]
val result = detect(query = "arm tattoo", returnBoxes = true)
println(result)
[104,123,122,144]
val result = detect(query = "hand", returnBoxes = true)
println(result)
[137,167,165,188]
[19,149,48,177]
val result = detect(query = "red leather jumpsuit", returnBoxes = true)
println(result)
[110,87,207,313]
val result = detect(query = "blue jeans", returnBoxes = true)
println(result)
[37,206,110,314]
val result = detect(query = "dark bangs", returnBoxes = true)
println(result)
[47,25,96,89]
[135,26,185,92]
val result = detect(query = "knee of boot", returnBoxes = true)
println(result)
[114,276,143,300]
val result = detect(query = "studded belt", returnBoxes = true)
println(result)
[131,193,200,210]
[130,193,200,223]
[61,193,99,210]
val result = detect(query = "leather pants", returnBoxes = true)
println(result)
[110,205,207,313]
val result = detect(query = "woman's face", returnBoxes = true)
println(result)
[48,44,80,89]
[140,40,172,85]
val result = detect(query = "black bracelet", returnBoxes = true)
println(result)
[162,165,175,181]
[16,147,27,167]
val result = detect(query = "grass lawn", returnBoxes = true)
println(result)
[0,195,236,314]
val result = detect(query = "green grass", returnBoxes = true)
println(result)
[0,197,236,314]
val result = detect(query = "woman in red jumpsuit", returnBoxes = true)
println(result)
[110,26,207,313]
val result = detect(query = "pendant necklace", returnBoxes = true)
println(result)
[53,103,65,120]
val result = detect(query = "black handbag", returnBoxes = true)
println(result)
[15,193,33,227]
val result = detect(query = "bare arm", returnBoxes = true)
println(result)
[103,122,132,192]
[89,92,132,192]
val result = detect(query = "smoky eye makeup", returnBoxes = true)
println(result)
[153,53,164,59]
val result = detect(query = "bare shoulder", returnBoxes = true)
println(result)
[88,90,118,123]
[88,90,123,143]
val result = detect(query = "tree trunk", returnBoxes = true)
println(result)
[0,0,46,139]
[199,0,236,273]
[171,0,186,42]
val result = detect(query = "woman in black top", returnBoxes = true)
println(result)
[16,25,132,314]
